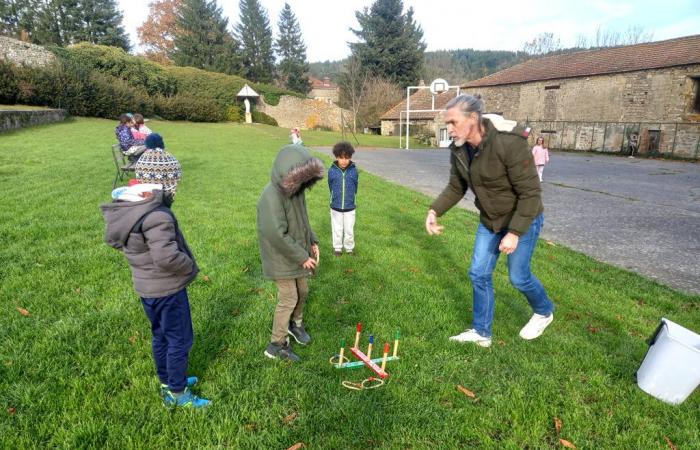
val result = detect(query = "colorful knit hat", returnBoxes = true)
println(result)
[134,147,182,193]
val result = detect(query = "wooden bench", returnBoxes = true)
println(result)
[111,144,135,188]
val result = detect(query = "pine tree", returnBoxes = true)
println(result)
[72,0,130,49]
[350,0,426,88]
[172,0,242,75]
[275,3,308,93]
[0,0,41,39]
[25,0,129,49]
[235,0,274,83]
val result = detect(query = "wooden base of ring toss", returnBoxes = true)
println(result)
[329,323,401,390]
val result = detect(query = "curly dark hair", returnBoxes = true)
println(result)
[332,141,355,158]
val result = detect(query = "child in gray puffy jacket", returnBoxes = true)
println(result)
[100,134,210,409]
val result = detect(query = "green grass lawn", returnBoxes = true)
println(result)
[1,118,698,449]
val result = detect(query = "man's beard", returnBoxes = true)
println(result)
[452,137,466,147]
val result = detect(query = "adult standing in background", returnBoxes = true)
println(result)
[425,94,554,348]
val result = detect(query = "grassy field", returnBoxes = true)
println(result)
[1,118,698,449]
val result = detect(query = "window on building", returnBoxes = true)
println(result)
[544,85,560,90]
[694,78,700,113]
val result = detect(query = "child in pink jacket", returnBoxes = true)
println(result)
[531,137,550,182]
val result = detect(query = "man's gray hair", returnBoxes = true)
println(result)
[445,94,484,121]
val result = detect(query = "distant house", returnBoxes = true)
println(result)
[380,82,457,147]
[461,35,700,158]
[308,76,339,104]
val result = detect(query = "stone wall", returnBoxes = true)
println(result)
[525,120,700,159]
[257,95,352,131]
[0,109,68,133]
[0,36,57,67]
[465,65,700,123]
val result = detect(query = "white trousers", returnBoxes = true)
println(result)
[331,209,355,252]
[536,165,544,182]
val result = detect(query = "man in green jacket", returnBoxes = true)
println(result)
[425,94,554,348]
[257,144,324,361]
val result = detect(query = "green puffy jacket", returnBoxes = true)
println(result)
[431,118,543,235]
[257,145,324,279]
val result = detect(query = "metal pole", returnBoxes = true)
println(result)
[399,110,403,149]
[406,87,411,150]
[671,123,678,157]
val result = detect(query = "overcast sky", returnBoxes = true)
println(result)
[118,0,700,62]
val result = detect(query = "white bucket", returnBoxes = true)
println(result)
[637,318,700,405]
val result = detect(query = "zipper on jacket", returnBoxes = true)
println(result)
[341,169,346,209]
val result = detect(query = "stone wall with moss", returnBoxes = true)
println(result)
[0,109,68,133]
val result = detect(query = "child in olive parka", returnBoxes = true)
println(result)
[257,144,324,362]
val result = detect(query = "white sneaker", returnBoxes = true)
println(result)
[519,313,554,340]
[449,329,492,347]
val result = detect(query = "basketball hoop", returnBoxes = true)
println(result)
[430,78,449,95]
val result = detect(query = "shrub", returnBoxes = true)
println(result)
[154,95,226,122]
[0,60,18,104]
[251,110,278,126]
[226,105,243,122]
[52,44,177,96]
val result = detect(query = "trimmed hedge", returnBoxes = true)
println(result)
[251,110,278,126]
[9,43,305,123]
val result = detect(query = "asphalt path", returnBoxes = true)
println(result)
[314,147,700,295]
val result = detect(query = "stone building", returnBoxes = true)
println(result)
[380,84,457,147]
[308,76,339,104]
[462,35,700,158]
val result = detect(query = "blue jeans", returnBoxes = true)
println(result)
[141,289,194,392]
[468,214,553,337]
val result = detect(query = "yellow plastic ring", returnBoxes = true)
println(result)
[341,380,364,391]
[329,354,350,365]
[361,377,385,389]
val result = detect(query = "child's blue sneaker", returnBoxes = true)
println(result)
[160,376,198,397]
[163,387,211,409]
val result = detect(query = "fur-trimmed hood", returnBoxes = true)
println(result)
[271,145,325,197]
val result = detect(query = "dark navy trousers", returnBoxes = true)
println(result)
[141,288,193,392]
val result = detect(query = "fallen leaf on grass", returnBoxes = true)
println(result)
[456,385,476,398]
[15,307,30,317]
[553,417,562,434]
[244,423,258,431]
[345,268,354,274]
[406,267,421,273]
[129,335,137,344]
[546,241,556,246]
[615,315,622,321]
[282,411,298,425]
[242,267,249,273]
[75,288,81,294]
[587,325,600,334]
[497,340,506,346]
[202,275,211,282]
[7,408,16,415]
[664,436,677,450]
[287,443,304,450]
[559,438,576,448]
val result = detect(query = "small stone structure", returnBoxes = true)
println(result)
[0,36,57,68]
[257,95,352,131]
[0,109,68,133]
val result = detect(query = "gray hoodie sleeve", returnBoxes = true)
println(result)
[142,211,194,275]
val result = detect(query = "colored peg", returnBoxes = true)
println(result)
[381,343,390,371]
[338,338,346,367]
[393,329,400,357]
[353,323,362,348]
[367,335,374,359]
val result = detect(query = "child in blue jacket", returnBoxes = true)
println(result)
[328,142,359,256]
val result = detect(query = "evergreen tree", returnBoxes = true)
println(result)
[350,0,426,88]
[235,0,274,83]
[72,0,130,49]
[172,0,242,75]
[275,3,308,93]
[0,0,41,39]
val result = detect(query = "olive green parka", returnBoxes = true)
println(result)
[257,145,324,279]
[430,118,543,235]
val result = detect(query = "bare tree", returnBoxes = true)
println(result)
[358,76,403,129]
[623,25,654,45]
[522,32,562,56]
[338,56,369,133]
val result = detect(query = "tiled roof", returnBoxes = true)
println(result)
[309,76,338,89]
[464,34,700,88]
[381,89,457,120]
